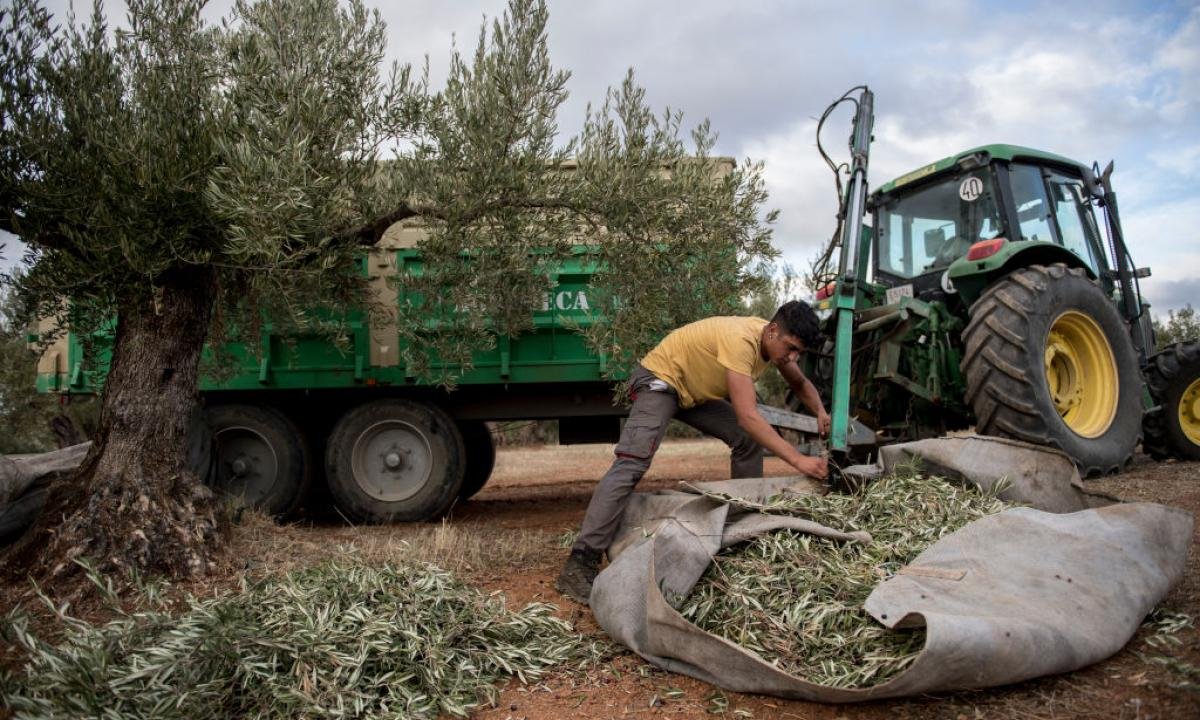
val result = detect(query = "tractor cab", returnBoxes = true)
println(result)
[867,145,1111,307]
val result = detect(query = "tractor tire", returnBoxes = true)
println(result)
[1143,340,1200,461]
[208,404,312,517]
[961,264,1142,476]
[325,399,465,524]
[457,421,496,501]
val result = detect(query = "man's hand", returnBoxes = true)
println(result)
[817,410,831,437]
[796,455,828,480]
[728,369,830,480]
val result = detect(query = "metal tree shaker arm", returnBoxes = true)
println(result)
[829,87,874,453]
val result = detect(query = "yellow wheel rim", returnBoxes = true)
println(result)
[1179,377,1200,446]
[1043,311,1118,438]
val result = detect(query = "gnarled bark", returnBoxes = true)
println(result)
[2,268,226,582]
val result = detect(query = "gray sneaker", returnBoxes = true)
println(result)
[555,548,602,604]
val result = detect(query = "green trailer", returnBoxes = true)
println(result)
[35,240,630,523]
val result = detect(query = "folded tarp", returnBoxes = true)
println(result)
[589,436,1193,701]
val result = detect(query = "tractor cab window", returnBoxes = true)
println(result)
[876,170,1002,280]
[1009,164,1055,242]
[1010,164,1103,275]
[1046,171,1103,274]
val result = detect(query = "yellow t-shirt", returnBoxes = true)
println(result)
[640,316,770,408]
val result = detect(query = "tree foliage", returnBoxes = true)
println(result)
[2,0,775,387]
[0,278,56,453]
[1,0,404,363]
[0,0,775,579]
[0,272,98,454]
[1154,304,1199,350]
[383,4,777,381]
[744,265,802,406]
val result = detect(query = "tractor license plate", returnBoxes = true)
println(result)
[885,284,914,305]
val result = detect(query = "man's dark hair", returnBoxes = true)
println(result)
[772,300,822,350]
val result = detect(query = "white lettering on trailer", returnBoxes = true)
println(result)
[541,290,590,311]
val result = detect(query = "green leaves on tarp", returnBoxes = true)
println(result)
[680,472,1010,689]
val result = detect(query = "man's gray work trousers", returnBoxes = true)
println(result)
[573,364,763,555]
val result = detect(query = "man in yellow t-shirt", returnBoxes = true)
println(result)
[556,301,830,604]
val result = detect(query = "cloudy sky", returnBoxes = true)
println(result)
[4,0,1198,313]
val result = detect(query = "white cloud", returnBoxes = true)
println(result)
[740,118,833,267]
[1122,197,1200,284]
[0,232,27,274]
[1145,277,1199,316]
[15,0,1200,298]
[1149,143,1200,180]
[1157,7,1200,70]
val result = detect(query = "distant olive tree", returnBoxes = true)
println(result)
[0,277,55,454]
[0,275,97,454]
[0,0,774,581]
[1154,305,1199,350]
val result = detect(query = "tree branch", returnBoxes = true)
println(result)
[0,208,74,254]
[344,202,423,247]
[344,194,599,247]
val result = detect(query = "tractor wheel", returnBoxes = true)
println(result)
[1143,340,1200,461]
[961,264,1142,476]
[208,404,312,517]
[457,421,496,501]
[325,399,465,523]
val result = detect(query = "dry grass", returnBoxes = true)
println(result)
[226,511,561,580]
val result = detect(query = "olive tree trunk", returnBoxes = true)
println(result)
[3,268,224,580]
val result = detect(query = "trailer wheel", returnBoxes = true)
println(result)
[457,421,496,501]
[961,263,1142,476]
[326,399,465,523]
[208,404,311,517]
[1143,340,1200,461]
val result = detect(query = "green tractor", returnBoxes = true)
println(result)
[805,87,1200,475]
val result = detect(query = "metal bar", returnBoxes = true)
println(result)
[829,301,855,451]
[756,403,876,447]
[828,87,874,453]
[857,309,905,333]
[1096,163,1148,363]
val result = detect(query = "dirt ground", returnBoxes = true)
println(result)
[461,440,1200,720]
[2,438,1197,719]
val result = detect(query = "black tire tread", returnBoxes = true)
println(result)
[457,421,496,501]
[1143,339,1200,460]
[325,399,465,524]
[207,404,312,517]
[961,263,1140,476]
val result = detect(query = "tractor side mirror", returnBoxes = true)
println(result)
[923,227,946,256]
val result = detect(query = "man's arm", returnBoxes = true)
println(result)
[777,360,831,436]
[727,370,828,479]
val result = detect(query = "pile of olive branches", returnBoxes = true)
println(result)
[679,471,1010,689]
[1,560,604,719]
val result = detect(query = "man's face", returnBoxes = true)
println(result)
[763,324,806,366]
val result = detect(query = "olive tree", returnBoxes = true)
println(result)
[1154,305,1199,350]
[0,0,775,580]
